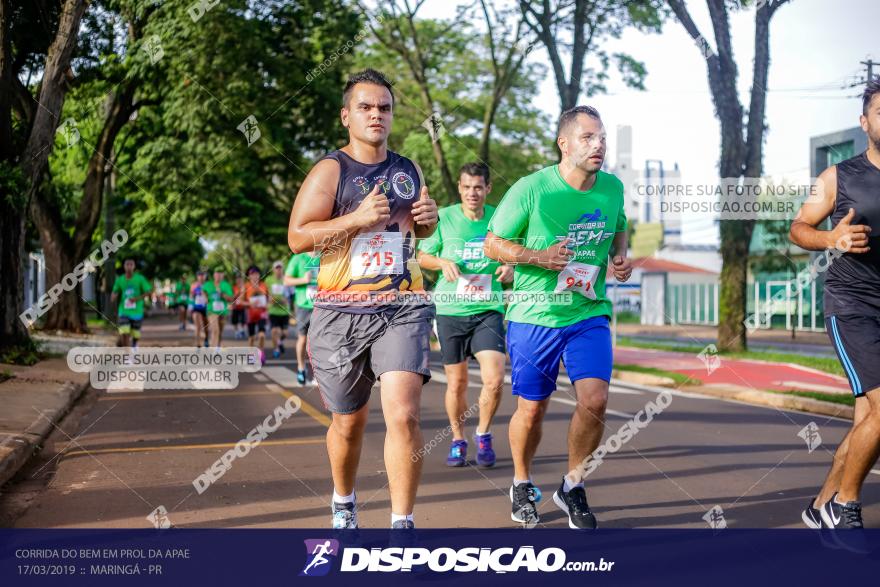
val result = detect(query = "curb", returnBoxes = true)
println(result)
[0,379,88,489]
[611,378,852,420]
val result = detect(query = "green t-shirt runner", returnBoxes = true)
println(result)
[173,280,189,305]
[112,273,152,318]
[264,275,290,316]
[487,165,626,328]
[419,204,505,317]
[202,280,233,315]
[285,252,321,310]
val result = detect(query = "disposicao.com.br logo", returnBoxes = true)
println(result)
[299,539,615,575]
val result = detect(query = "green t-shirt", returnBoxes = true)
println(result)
[174,280,189,304]
[418,204,504,316]
[264,275,290,316]
[285,252,320,310]
[202,280,234,315]
[112,273,152,318]
[487,165,627,328]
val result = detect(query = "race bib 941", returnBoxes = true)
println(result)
[555,261,600,300]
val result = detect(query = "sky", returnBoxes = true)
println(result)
[419,0,878,244]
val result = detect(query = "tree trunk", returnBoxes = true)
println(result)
[30,84,136,333]
[716,219,754,351]
[0,0,87,346]
[0,199,29,345]
[0,0,30,346]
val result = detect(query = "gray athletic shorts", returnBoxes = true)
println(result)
[295,306,313,335]
[309,303,435,414]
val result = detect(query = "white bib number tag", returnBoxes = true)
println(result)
[271,283,284,296]
[212,301,225,312]
[249,295,267,308]
[124,297,137,310]
[555,261,600,300]
[350,232,404,278]
[194,293,207,306]
[456,274,492,302]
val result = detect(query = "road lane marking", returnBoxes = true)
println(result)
[61,437,325,459]
[267,382,331,428]
[428,369,483,388]
[262,366,300,388]
[549,396,633,419]
[254,373,269,382]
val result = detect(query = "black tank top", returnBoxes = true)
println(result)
[313,149,426,313]
[824,152,880,316]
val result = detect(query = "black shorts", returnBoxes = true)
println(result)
[826,315,880,397]
[191,307,207,318]
[436,310,506,365]
[269,314,289,330]
[118,315,143,333]
[247,319,267,336]
[231,308,246,325]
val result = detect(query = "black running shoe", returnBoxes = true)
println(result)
[801,498,823,529]
[553,478,598,529]
[510,482,541,527]
[820,493,867,553]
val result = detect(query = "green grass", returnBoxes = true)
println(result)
[614,363,701,386]
[616,336,845,378]
[614,311,641,324]
[0,339,43,366]
[86,317,114,330]
[0,369,12,384]
[774,390,855,407]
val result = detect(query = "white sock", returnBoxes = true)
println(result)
[563,475,583,492]
[513,478,531,486]
[391,513,413,525]
[333,490,355,504]
[475,429,488,437]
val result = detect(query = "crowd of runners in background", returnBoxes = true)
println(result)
[113,252,319,386]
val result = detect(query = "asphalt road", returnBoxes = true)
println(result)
[3,316,878,530]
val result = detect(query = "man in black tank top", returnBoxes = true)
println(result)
[288,69,438,530]
[789,79,880,542]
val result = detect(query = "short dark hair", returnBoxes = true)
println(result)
[557,105,601,136]
[458,162,490,185]
[343,69,394,107]
[863,78,880,115]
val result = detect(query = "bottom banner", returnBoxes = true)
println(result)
[2,528,878,585]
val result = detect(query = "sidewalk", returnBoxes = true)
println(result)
[0,357,89,489]
[615,322,836,358]
[613,344,853,419]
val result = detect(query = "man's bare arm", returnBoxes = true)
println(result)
[790,166,871,253]
[417,251,460,282]
[412,163,438,239]
[484,232,572,271]
[610,230,628,259]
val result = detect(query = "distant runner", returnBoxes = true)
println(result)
[111,258,152,349]
[265,261,291,359]
[285,251,321,385]
[418,161,513,468]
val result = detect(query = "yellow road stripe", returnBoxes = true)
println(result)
[267,383,332,428]
[61,437,325,459]
[99,390,276,401]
